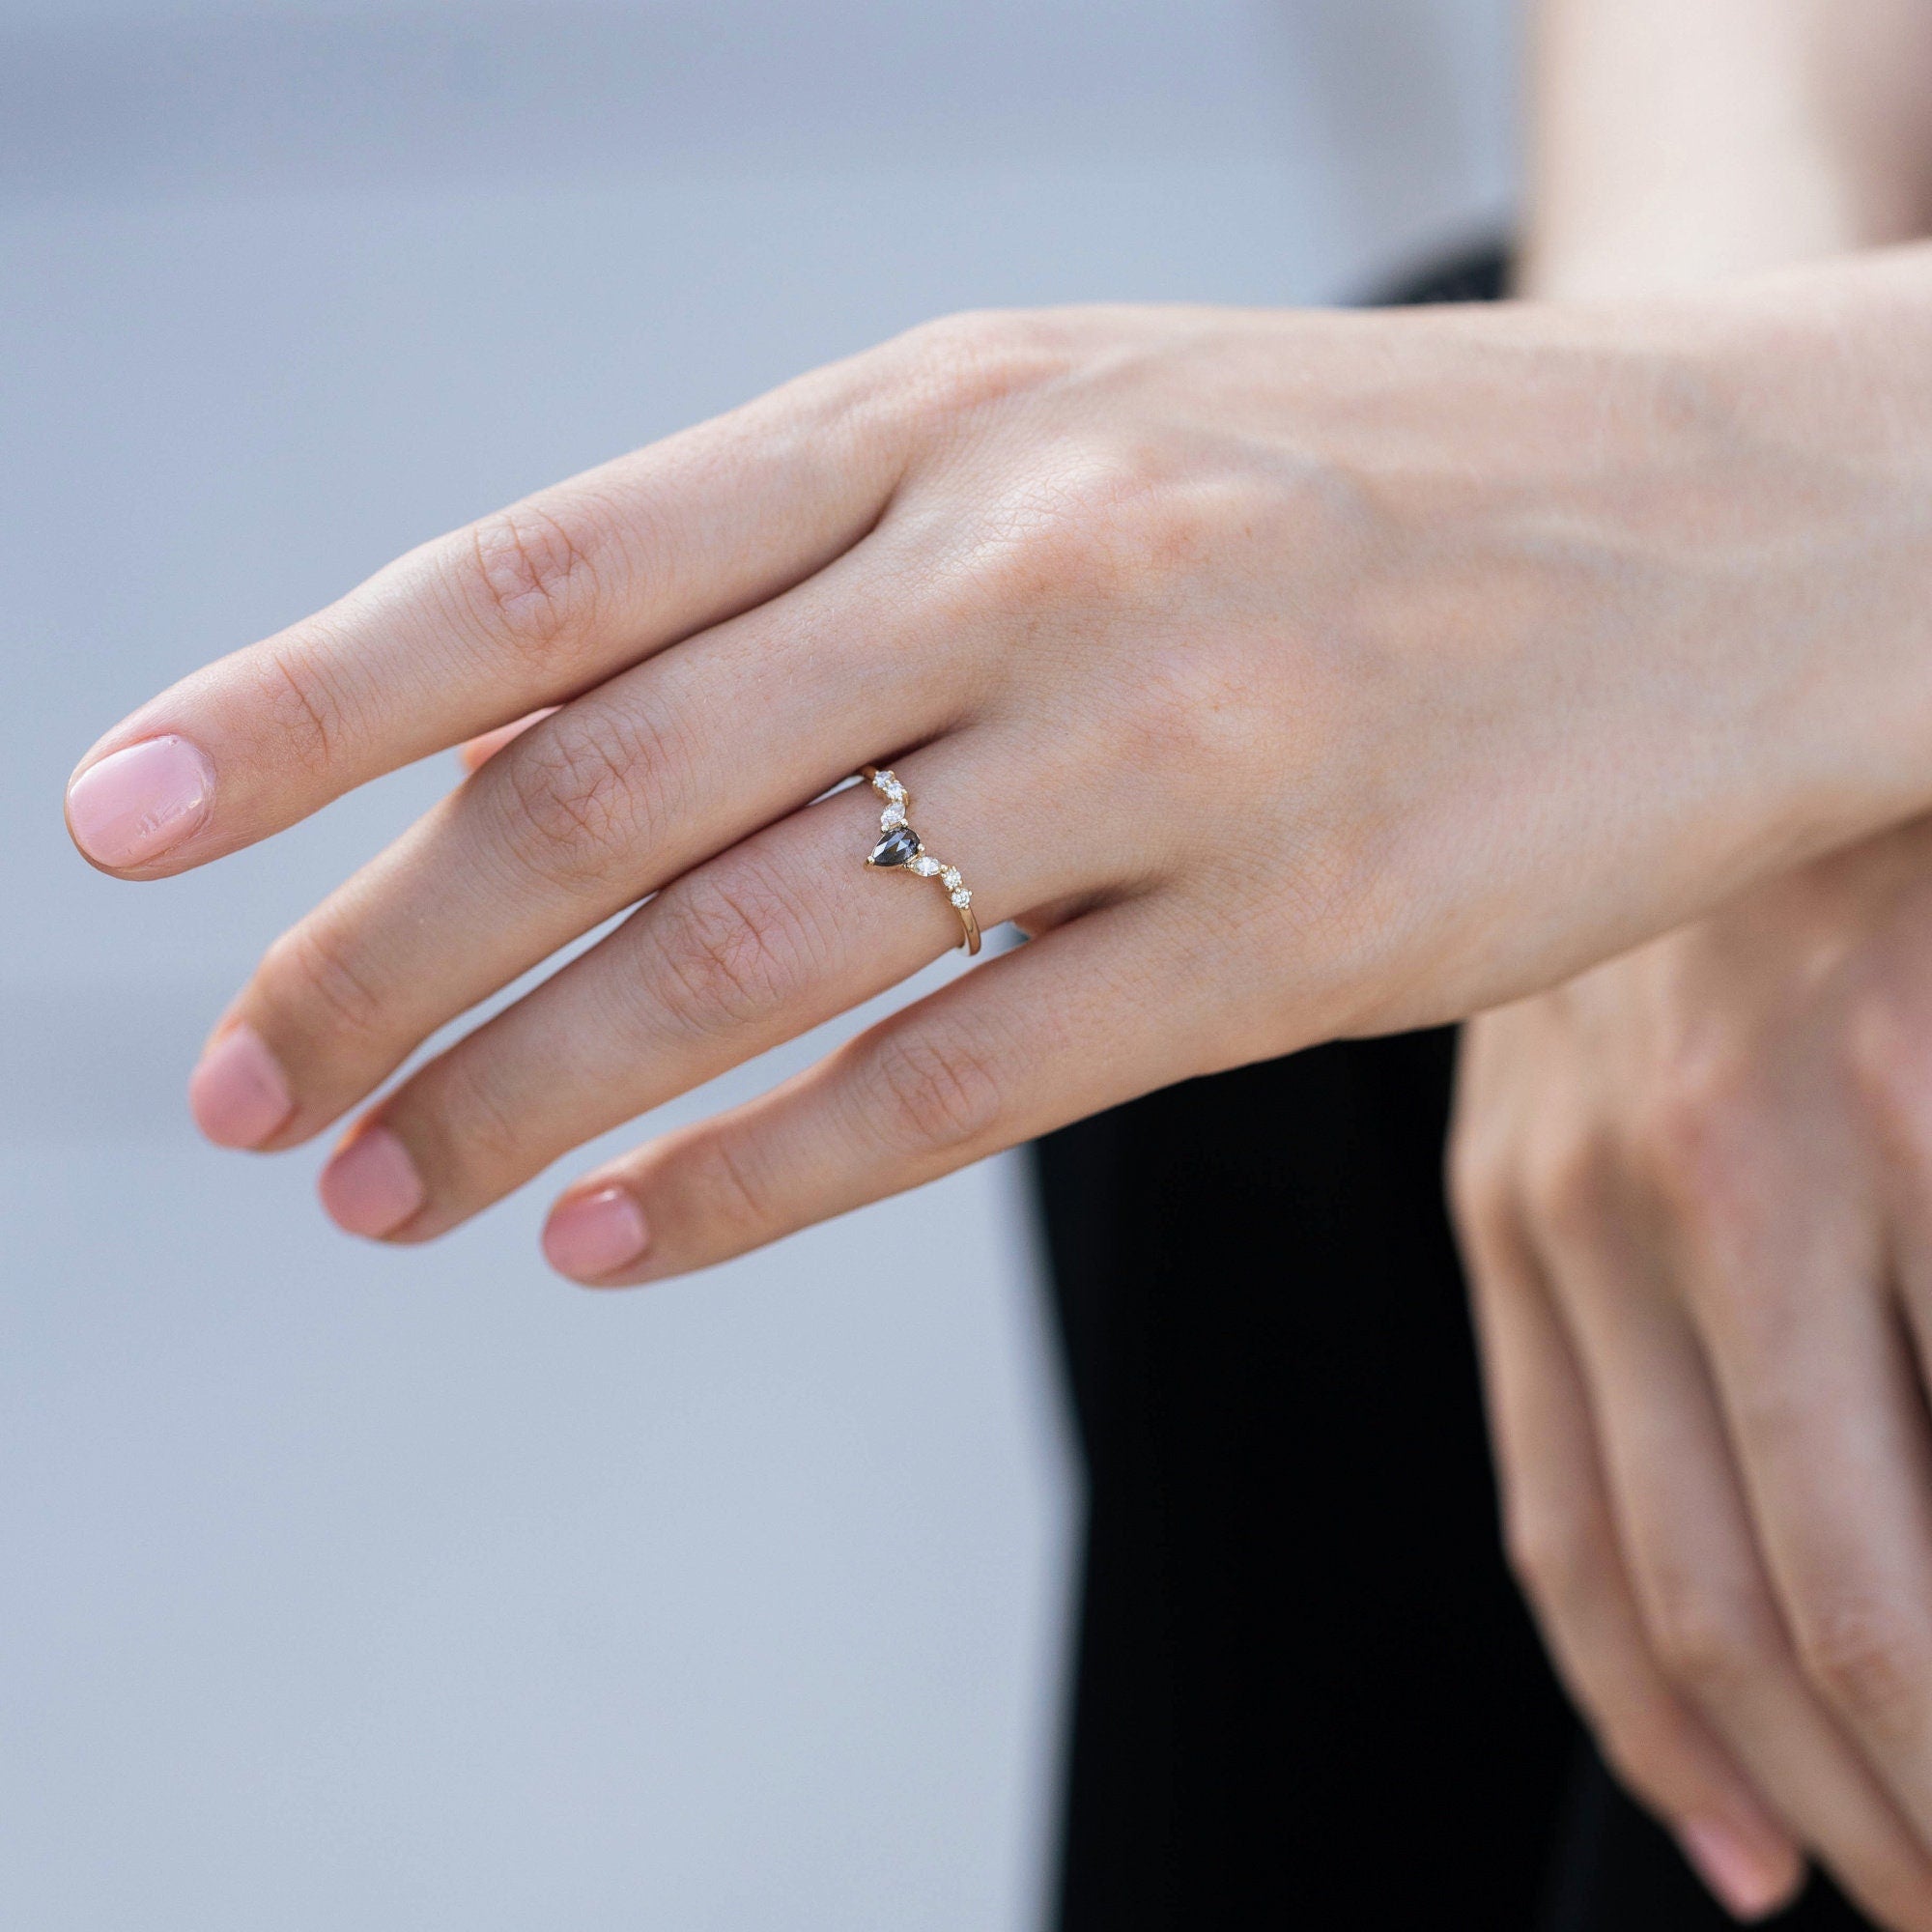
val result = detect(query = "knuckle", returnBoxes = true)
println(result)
[1644,1577,1768,1702]
[1846,985,1915,1102]
[1635,1055,1753,1204]
[1522,1128,1619,1248]
[670,1127,775,1240]
[1444,1121,1517,1246]
[962,450,1187,617]
[892,307,1069,423]
[862,1026,1007,1152]
[1847,989,1932,1164]
[253,639,348,778]
[898,304,1015,364]
[1793,1595,1925,1733]
[1443,1124,1494,1215]
[497,705,664,889]
[461,498,611,660]
[1503,1499,1600,1619]
[412,1051,526,1185]
[260,917,389,1047]
[651,858,825,1037]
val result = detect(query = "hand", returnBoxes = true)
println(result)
[1453,825,1932,1927]
[62,280,1932,1283]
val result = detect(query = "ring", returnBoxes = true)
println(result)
[859,767,981,955]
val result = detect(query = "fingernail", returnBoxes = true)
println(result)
[1677,1817,1801,1921]
[66,735,215,868]
[319,1125,424,1238]
[543,1187,649,1281]
[187,1024,293,1149]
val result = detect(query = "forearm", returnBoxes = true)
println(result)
[1457,20,1932,1917]
[1526,0,1932,298]
[1499,3,1932,927]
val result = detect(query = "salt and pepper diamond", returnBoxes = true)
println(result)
[868,825,923,868]
[863,767,979,950]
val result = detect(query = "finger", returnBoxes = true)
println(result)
[1540,1196,1932,1931]
[65,349,919,878]
[458,708,555,773]
[1669,1164,1932,1890]
[189,550,967,1151]
[312,736,1160,1244]
[527,897,1222,1286]
[1459,1199,1804,1918]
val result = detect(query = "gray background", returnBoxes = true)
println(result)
[0,4,1517,1926]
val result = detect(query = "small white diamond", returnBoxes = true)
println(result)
[870,770,895,794]
[940,867,962,891]
[884,781,906,805]
[880,805,907,830]
[910,855,942,876]
[951,888,972,909]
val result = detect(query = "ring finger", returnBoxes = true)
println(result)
[312,730,1120,1242]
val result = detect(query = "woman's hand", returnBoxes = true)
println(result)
[62,280,1932,1283]
[1454,827,1932,1927]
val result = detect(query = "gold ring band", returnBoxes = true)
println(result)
[859,767,981,955]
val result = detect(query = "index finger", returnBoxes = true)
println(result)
[63,351,914,878]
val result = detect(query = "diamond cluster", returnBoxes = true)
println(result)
[866,768,977,927]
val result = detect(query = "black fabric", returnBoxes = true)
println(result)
[1030,247,1877,1928]
[1033,1036,1876,1929]
[1035,1035,1572,1926]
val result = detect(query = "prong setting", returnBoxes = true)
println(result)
[861,767,981,954]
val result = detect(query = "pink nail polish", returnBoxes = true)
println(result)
[188,1024,293,1149]
[319,1126,424,1237]
[1677,1817,1799,1921]
[543,1187,649,1280]
[66,735,215,868]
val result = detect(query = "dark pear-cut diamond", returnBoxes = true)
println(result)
[869,825,923,868]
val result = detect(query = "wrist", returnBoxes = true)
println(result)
[1524,0,1932,303]
[1688,249,1932,853]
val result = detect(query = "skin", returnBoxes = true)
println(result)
[65,269,1932,1290]
[59,150,1932,1925]
[1453,1,1932,1924]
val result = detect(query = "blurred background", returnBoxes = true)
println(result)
[0,4,1516,1925]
